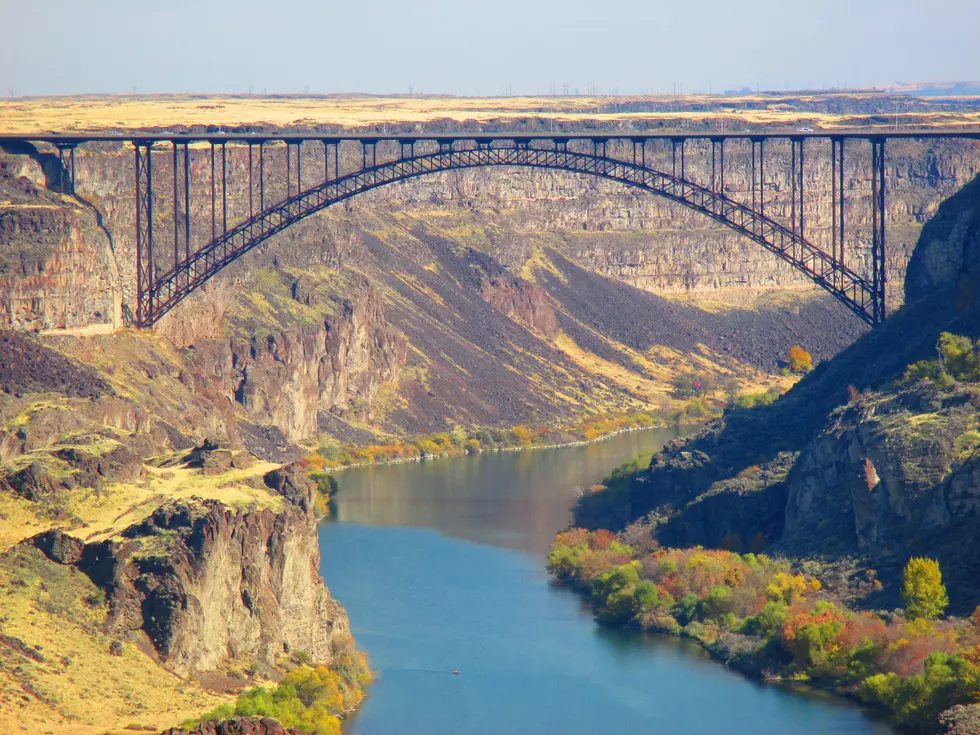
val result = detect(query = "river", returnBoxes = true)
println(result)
[318,429,893,735]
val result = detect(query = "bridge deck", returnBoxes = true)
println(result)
[2,129,980,145]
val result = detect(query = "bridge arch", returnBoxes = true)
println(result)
[140,146,875,327]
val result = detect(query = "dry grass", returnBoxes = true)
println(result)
[0,459,282,554]
[0,546,231,735]
[3,93,979,134]
[0,451,285,734]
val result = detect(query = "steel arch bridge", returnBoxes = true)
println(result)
[144,144,874,327]
[6,129,979,328]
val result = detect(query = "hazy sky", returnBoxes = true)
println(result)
[1,0,977,97]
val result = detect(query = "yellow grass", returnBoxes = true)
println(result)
[0,452,284,734]
[0,460,281,553]
[0,547,231,735]
[3,93,979,134]
[552,331,668,402]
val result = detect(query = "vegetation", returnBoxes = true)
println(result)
[787,345,813,374]
[307,411,668,471]
[730,386,784,410]
[903,558,950,621]
[185,654,372,735]
[548,528,980,730]
[903,332,980,386]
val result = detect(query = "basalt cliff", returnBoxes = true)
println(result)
[577,171,980,609]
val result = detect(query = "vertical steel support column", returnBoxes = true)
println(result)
[286,143,292,198]
[751,140,757,212]
[221,143,227,235]
[57,145,76,195]
[57,146,65,193]
[680,139,685,181]
[296,141,302,193]
[135,142,154,327]
[334,143,339,180]
[172,143,179,272]
[799,138,805,240]
[759,139,765,220]
[831,139,838,265]
[720,139,725,195]
[711,140,717,193]
[248,143,253,219]
[259,143,265,210]
[838,139,845,269]
[324,141,329,183]
[871,138,887,324]
[791,139,797,235]
[671,139,677,179]
[362,142,368,171]
[210,143,216,241]
[183,143,190,284]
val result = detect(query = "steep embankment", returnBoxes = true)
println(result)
[576,173,980,608]
[0,330,354,734]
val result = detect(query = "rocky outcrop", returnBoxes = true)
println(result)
[905,174,980,306]
[0,157,122,331]
[28,463,352,678]
[471,252,559,339]
[939,703,980,734]
[160,717,302,735]
[210,283,406,441]
[782,382,971,554]
[576,170,980,609]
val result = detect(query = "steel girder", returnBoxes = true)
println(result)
[136,147,878,327]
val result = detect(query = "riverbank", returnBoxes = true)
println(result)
[547,523,980,733]
[318,429,890,735]
[307,410,712,475]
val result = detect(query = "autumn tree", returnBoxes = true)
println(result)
[902,557,949,620]
[787,346,813,374]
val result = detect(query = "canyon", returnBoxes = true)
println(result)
[2,93,980,734]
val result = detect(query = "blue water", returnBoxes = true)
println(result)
[318,430,893,735]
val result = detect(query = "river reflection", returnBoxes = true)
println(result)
[319,430,894,735]
[330,429,681,554]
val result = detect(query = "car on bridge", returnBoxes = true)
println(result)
[797,127,815,132]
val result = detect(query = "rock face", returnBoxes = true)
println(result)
[904,174,980,305]
[0,154,122,331]
[160,717,303,735]
[226,285,407,440]
[576,171,980,609]
[30,464,352,678]
[782,382,977,556]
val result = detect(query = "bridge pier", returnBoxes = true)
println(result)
[134,141,154,327]
[871,138,887,323]
[54,143,76,195]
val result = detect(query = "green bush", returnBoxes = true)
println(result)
[741,601,787,637]
[860,653,980,728]
[673,593,702,626]
[702,585,735,621]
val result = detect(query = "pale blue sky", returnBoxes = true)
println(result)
[1,0,977,97]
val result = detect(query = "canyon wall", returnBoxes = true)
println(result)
[29,464,351,678]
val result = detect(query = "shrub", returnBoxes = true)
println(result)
[788,346,813,374]
[766,572,808,604]
[702,585,735,621]
[184,657,371,735]
[902,558,949,620]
